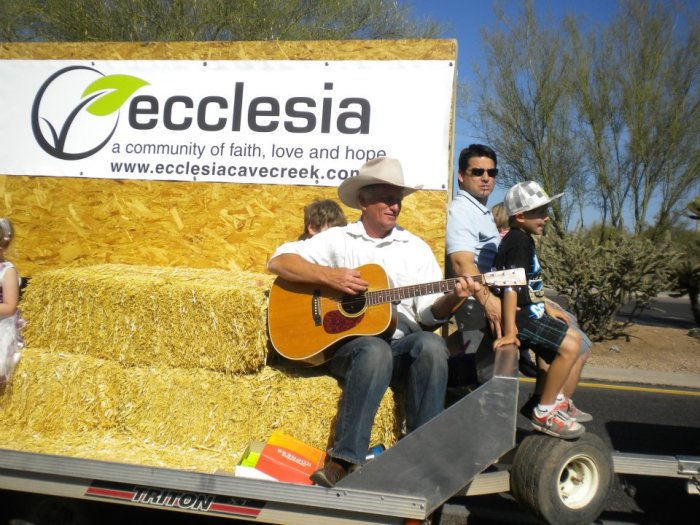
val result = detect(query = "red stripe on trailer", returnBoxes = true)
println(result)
[85,486,135,500]
[209,502,262,517]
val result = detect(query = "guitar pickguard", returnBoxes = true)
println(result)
[323,311,365,334]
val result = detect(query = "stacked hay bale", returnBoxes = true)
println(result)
[0,265,402,472]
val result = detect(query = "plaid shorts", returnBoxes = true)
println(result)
[518,314,569,364]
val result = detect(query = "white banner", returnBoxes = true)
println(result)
[0,59,454,191]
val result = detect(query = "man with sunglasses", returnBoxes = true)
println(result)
[445,144,503,385]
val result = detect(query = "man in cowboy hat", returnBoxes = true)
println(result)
[268,157,481,487]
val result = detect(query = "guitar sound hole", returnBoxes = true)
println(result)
[341,294,366,315]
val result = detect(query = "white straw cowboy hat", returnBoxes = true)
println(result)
[337,157,423,209]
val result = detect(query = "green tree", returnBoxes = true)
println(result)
[0,0,35,41]
[570,0,700,239]
[0,0,441,42]
[461,0,700,237]
[470,1,586,234]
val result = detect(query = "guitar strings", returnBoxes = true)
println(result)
[313,270,521,309]
[314,276,480,309]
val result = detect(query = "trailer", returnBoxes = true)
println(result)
[1,345,696,525]
[0,39,697,525]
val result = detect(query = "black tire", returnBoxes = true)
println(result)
[510,432,613,525]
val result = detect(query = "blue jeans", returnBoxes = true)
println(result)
[327,331,449,465]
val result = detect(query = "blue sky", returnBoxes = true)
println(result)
[405,0,623,210]
[408,0,620,142]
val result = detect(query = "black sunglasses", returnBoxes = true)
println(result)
[468,168,498,178]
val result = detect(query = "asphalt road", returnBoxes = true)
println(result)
[619,294,696,329]
[547,290,696,329]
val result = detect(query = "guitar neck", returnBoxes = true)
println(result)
[365,275,486,306]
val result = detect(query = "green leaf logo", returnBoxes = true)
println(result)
[82,74,149,116]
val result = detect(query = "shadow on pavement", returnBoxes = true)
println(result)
[604,421,700,525]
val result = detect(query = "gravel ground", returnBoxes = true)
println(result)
[586,324,700,374]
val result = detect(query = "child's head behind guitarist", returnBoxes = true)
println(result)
[298,198,347,240]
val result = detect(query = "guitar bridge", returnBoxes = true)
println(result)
[312,289,322,326]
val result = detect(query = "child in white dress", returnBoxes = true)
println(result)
[0,218,24,384]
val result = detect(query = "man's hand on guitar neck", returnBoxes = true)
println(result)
[268,253,370,295]
[448,251,505,338]
[430,275,481,321]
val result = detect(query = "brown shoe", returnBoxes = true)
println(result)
[309,460,349,487]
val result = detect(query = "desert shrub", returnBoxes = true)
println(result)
[670,257,700,326]
[668,200,700,325]
[539,231,677,340]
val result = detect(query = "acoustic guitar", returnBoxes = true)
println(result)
[267,263,526,366]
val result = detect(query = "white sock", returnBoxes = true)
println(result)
[536,403,556,414]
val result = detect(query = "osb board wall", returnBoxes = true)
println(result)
[0,41,456,277]
[0,40,457,61]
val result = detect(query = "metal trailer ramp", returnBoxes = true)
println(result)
[338,345,520,516]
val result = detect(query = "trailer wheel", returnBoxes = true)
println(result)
[510,432,613,525]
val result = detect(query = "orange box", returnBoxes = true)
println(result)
[254,430,326,485]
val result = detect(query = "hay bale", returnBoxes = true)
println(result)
[21,264,273,374]
[0,348,124,434]
[0,349,402,473]
[122,365,401,455]
[0,428,237,473]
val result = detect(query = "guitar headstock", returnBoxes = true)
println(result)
[483,268,526,287]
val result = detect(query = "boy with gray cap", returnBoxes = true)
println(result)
[494,181,589,439]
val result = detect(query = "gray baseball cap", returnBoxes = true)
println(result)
[504,181,564,216]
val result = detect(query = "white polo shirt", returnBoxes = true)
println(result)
[269,220,447,338]
[445,189,500,274]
